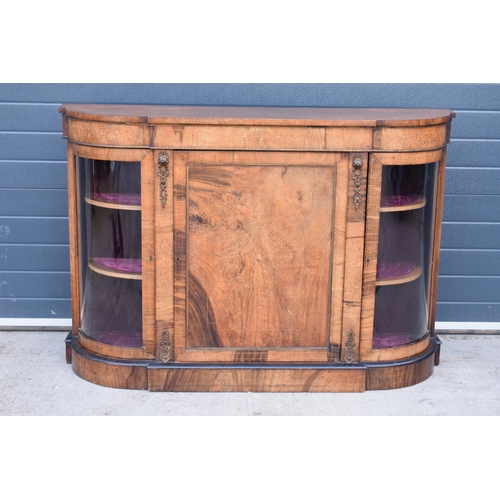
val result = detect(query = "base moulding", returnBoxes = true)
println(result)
[66,334,441,392]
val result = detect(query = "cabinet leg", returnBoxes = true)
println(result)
[433,335,442,366]
[65,332,74,364]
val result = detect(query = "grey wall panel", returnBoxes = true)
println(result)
[0,299,71,318]
[439,250,500,276]
[0,133,66,161]
[0,189,67,217]
[0,103,61,132]
[0,272,70,298]
[0,162,67,189]
[0,83,498,322]
[0,218,68,244]
[441,223,500,250]
[0,245,69,272]
[445,168,500,195]
[443,195,500,222]
[1,83,499,110]
[447,140,500,168]
[452,112,500,140]
[437,277,500,302]
[436,303,500,322]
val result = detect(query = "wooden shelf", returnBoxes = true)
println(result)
[85,194,141,211]
[88,258,142,280]
[376,262,422,286]
[380,195,426,212]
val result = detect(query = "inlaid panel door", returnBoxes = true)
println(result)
[160,150,350,364]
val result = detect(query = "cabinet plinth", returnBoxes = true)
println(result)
[61,105,455,392]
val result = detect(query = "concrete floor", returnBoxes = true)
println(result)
[0,331,499,416]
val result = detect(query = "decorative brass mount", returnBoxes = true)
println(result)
[159,328,173,363]
[158,151,169,208]
[344,329,356,364]
[352,154,363,210]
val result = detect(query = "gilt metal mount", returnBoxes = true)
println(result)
[159,328,173,363]
[352,154,363,210]
[158,151,169,208]
[344,329,356,364]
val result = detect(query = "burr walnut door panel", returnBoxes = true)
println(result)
[170,151,349,363]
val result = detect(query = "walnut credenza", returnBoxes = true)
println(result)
[60,104,455,392]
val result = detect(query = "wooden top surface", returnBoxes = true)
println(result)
[59,104,456,127]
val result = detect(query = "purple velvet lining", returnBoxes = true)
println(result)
[93,193,141,205]
[95,331,142,348]
[376,261,416,281]
[373,333,410,349]
[380,194,420,208]
[93,258,142,274]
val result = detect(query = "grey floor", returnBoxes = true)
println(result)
[1,331,499,416]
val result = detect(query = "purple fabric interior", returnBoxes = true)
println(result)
[372,333,411,349]
[93,192,141,205]
[93,257,142,274]
[380,194,420,208]
[376,261,416,281]
[95,331,142,348]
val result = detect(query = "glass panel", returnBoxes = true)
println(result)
[372,162,438,349]
[77,157,143,347]
[84,158,141,206]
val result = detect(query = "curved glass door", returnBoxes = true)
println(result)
[78,157,143,347]
[372,162,438,349]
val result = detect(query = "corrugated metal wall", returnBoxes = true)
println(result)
[0,83,499,322]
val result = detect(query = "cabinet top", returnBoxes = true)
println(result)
[59,104,455,127]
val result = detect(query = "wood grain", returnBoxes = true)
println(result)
[140,151,156,357]
[84,196,141,211]
[67,143,80,335]
[147,365,366,392]
[153,124,374,151]
[380,197,426,212]
[62,105,453,391]
[68,333,438,391]
[172,151,343,363]
[375,265,422,286]
[71,144,149,163]
[60,104,456,127]
[187,164,334,349]
[365,339,438,390]
[67,117,150,148]
[329,154,349,360]
[154,149,175,361]
[70,337,148,390]
[88,259,142,280]
[339,153,368,363]
[373,124,448,151]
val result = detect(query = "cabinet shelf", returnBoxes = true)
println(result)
[375,261,422,286]
[85,193,141,211]
[88,258,142,280]
[380,195,426,212]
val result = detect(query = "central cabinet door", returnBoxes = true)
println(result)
[170,151,348,363]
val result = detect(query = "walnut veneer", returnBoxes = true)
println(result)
[60,105,455,392]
